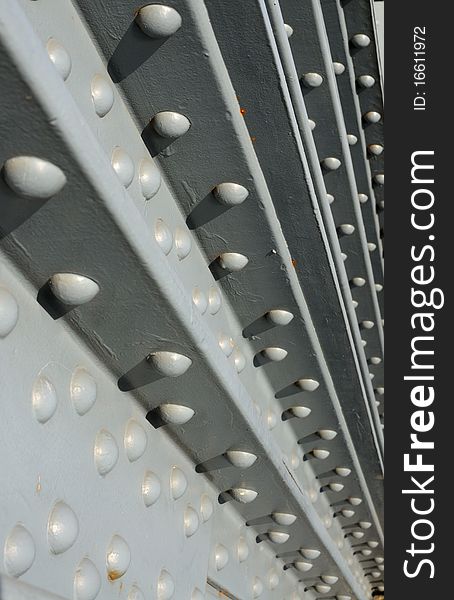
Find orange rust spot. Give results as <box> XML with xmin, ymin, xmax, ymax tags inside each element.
<box><xmin>291</xmin><ymin>258</ymin><xmax>297</xmax><ymax>268</ymax></box>
<box><xmin>107</xmin><ymin>570</ymin><xmax>123</xmax><ymax>581</ymax></box>
<box><xmin>240</xmin><ymin>107</ymin><xmax>247</xmax><ymax>116</ymax></box>
<box><xmin>250</xmin><ymin>136</ymin><xmax>256</xmax><ymax>143</ymax></box>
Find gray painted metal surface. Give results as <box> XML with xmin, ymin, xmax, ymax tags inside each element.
<box><xmin>0</xmin><ymin>0</ymin><xmax>384</xmax><ymax>598</ymax></box>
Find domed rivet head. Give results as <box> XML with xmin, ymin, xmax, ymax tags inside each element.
<box><xmin>147</xmin><ymin>351</ymin><xmax>192</xmax><ymax>377</ymax></box>
<box><xmin>136</xmin><ymin>5</ymin><xmax>182</xmax><ymax>38</ymax></box>
<box><xmin>351</xmin><ymin>277</ymin><xmax>366</xmax><ymax>287</ymax></box>
<box><xmin>184</xmin><ymin>506</ymin><xmax>199</xmax><ymax>537</ymax></box>
<box><xmin>218</xmin><ymin>252</ymin><xmax>249</xmax><ymax>272</ymax></box>
<box><xmin>237</xmin><ymin>537</ymin><xmax>249</xmax><ymax>562</ymax></box>
<box><xmin>361</xmin><ymin>320</ymin><xmax>375</xmax><ymax>329</ymax></box>
<box><xmin>32</xmin><ymin>375</ymin><xmax>57</xmax><ymax>423</ymax></box>
<box><xmin>364</xmin><ymin>111</ymin><xmax>382</xmax><ymax>124</ymax></box>
<box><xmin>157</xmin><ymin>404</ymin><xmax>194</xmax><ymax>425</ymax></box>
<box><xmin>357</xmin><ymin>74</ymin><xmax>375</xmax><ymax>88</ymax></box>
<box><xmin>261</xmin><ymin>347</ymin><xmax>288</xmax><ymax>362</ymax></box>
<box><xmin>49</xmin><ymin>273</ymin><xmax>99</xmax><ymax>306</ymax></box>
<box><xmin>142</xmin><ymin>471</ymin><xmax>161</xmax><ymax>507</ymax></box>
<box><xmin>310</xmin><ymin>448</ymin><xmax>330</xmax><ymax>460</ymax></box>
<box><xmin>74</xmin><ymin>558</ymin><xmax>101</xmax><ymax>600</ymax></box>
<box><xmin>154</xmin><ymin>219</ymin><xmax>173</xmax><ymax>255</ymax></box>
<box><xmin>192</xmin><ymin>288</ymin><xmax>208</xmax><ymax>314</ymax></box>
<box><xmin>368</xmin><ymin>541</ymin><xmax>379</xmax><ymax>548</ymax></box>
<box><xmin>128</xmin><ymin>586</ymin><xmax>145</xmax><ymax>600</ymax></box>
<box><xmin>191</xmin><ymin>589</ymin><xmax>204</xmax><ymax>600</ymax></box>
<box><xmin>327</xmin><ymin>193</ymin><xmax>335</xmax><ymax>204</ymax></box>
<box><xmin>368</xmin><ymin>242</ymin><xmax>377</xmax><ymax>252</ymax></box>
<box><xmin>4</xmin><ymin>525</ymin><xmax>35</xmax><ymax>577</ymax></box>
<box><xmin>271</xmin><ymin>512</ymin><xmax>297</xmax><ymax>526</ymax></box>
<box><xmin>267</xmin><ymin>409</ymin><xmax>278</xmax><ymax>430</ymax></box>
<box><xmin>352</xmin><ymin>530</ymin><xmax>364</xmax><ymax>539</ymax></box>
<box><xmin>267</xmin><ymin>531</ymin><xmax>289</xmax><ymax>544</ymax></box>
<box><xmin>351</xmin><ymin>33</ymin><xmax>371</xmax><ymax>48</ymax></box>
<box><xmin>347</xmin><ymin>134</ymin><xmax>358</xmax><ymax>146</ymax></box>
<box><xmin>139</xmin><ymin>158</ymin><xmax>161</xmax><ymax>199</ymax></box>
<box><xmin>111</xmin><ymin>147</ymin><xmax>134</xmax><ymax>188</ymax></box>
<box><xmin>200</xmin><ymin>494</ymin><xmax>214</xmax><ymax>522</ymax></box>
<box><xmin>91</xmin><ymin>75</ymin><xmax>114</xmax><ymax>117</ymax></box>
<box><xmin>295</xmin><ymin>561</ymin><xmax>313</xmax><ymax>573</ymax></box>
<box><xmin>268</xmin><ymin>571</ymin><xmax>279</xmax><ymax>589</ymax></box>
<box><xmin>157</xmin><ymin>570</ymin><xmax>175</xmax><ymax>599</ymax></box>
<box><xmin>71</xmin><ymin>368</ymin><xmax>97</xmax><ymax>416</ymax></box>
<box><xmin>0</xmin><ymin>288</ymin><xmax>18</xmax><ymax>338</ymax></box>
<box><xmin>352</xmin><ymin>300</ymin><xmax>358</xmax><ymax>309</ymax></box>
<box><xmin>302</xmin><ymin>72</ymin><xmax>324</xmax><ymax>88</ymax></box>
<box><xmin>214</xmin><ymin>182</ymin><xmax>249</xmax><ymax>206</ymax></box>
<box><xmin>208</xmin><ymin>287</ymin><xmax>222</xmax><ymax>314</ymax></box>
<box><xmin>335</xmin><ymin>467</ymin><xmax>351</xmax><ymax>477</ymax></box>
<box><xmin>338</xmin><ymin>223</ymin><xmax>355</xmax><ymax>236</ymax></box>
<box><xmin>338</xmin><ymin>509</ymin><xmax>355</xmax><ymax>518</ymax></box>
<box><xmin>296</xmin><ymin>378</ymin><xmax>319</xmax><ymax>392</ymax></box>
<box><xmin>152</xmin><ymin>111</ymin><xmax>191</xmax><ymax>139</ymax></box>
<box><xmin>362</xmin><ymin>339</ymin><xmax>368</xmax><ymax>347</ymax></box>
<box><xmin>369</xmin><ymin>356</ymin><xmax>382</xmax><ymax>365</ymax></box>
<box><xmin>232</xmin><ymin>348</ymin><xmax>246</xmax><ymax>373</ymax></box>
<box><xmin>214</xmin><ymin>544</ymin><xmax>229</xmax><ymax>571</ymax></box>
<box><xmin>94</xmin><ymin>430</ymin><xmax>119</xmax><ymax>476</ymax></box>
<box><xmin>229</xmin><ymin>487</ymin><xmax>258</xmax><ymax>504</ymax></box>
<box><xmin>333</xmin><ymin>62</ymin><xmax>345</xmax><ymax>75</ymax></box>
<box><xmin>318</xmin><ymin>429</ymin><xmax>337</xmax><ymax>440</ymax></box>
<box><xmin>300</xmin><ymin>548</ymin><xmax>320</xmax><ymax>560</ymax></box>
<box><xmin>375</xmin><ymin>556</ymin><xmax>384</xmax><ymax>564</ymax></box>
<box><xmin>46</xmin><ymin>38</ymin><xmax>71</xmax><ymax>80</ymax></box>
<box><xmin>252</xmin><ymin>577</ymin><xmax>264</xmax><ymax>598</ymax></box>
<box><xmin>362</xmin><ymin>549</ymin><xmax>373</xmax><ymax>556</ymax></box>
<box><xmin>124</xmin><ymin>419</ymin><xmax>147</xmax><ymax>462</ymax></box>
<box><xmin>328</xmin><ymin>482</ymin><xmax>344</xmax><ymax>492</ymax></box>
<box><xmin>322</xmin><ymin>575</ymin><xmax>339</xmax><ymax>585</ymax></box>
<box><xmin>106</xmin><ymin>535</ymin><xmax>130</xmax><ymax>580</ymax></box>
<box><xmin>174</xmin><ymin>227</ymin><xmax>192</xmax><ymax>260</ymax></box>
<box><xmin>308</xmin><ymin>119</ymin><xmax>316</xmax><ymax>130</ymax></box>
<box><xmin>47</xmin><ymin>501</ymin><xmax>79</xmax><ymax>554</ymax></box>
<box><xmin>358</xmin><ymin>193</ymin><xmax>369</xmax><ymax>204</ymax></box>
<box><xmin>284</xmin><ymin>23</ymin><xmax>294</xmax><ymax>38</ymax></box>
<box><xmin>170</xmin><ymin>466</ymin><xmax>187</xmax><ymax>499</ymax></box>
<box><xmin>225</xmin><ymin>450</ymin><xmax>257</xmax><ymax>469</ymax></box>
<box><xmin>219</xmin><ymin>333</ymin><xmax>235</xmax><ymax>357</ymax></box>
<box><xmin>321</xmin><ymin>157</ymin><xmax>341</xmax><ymax>171</ymax></box>
<box><xmin>375</xmin><ymin>283</ymin><xmax>383</xmax><ymax>292</ymax></box>
<box><xmin>368</xmin><ymin>144</ymin><xmax>384</xmax><ymax>156</ymax></box>
<box><xmin>3</xmin><ymin>156</ymin><xmax>66</xmax><ymax>200</ymax></box>
<box><xmin>288</xmin><ymin>406</ymin><xmax>311</xmax><ymax>418</ymax></box>
<box><xmin>374</xmin><ymin>173</ymin><xmax>385</xmax><ymax>185</ymax></box>
<box><xmin>341</xmin><ymin>253</ymin><xmax>348</xmax><ymax>261</ymax></box>
<box><xmin>360</xmin><ymin>521</ymin><xmax>372</xmax><ymax>529</ymax></box>
<box><xmin>266</xmin><ymin>309</ymin><xmax>294</xmax><ymax>326</ymax></box>
<box><xmin>315</xmin><ymin>584</ymin><xmax>331</xmax><ymax>594</ymax></box>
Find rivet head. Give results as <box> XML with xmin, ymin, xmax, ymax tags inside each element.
<box><xmin>333</xmin><ymin>62</ymin><xmax>345</xmax><ymax>75</ymax></box>
<box><xmin>322</xmin><ymin>575</ymin><xmax>339</xmax><ymax>585</ymax></box>
<box><xmin>128</xmin><ymin>586</ymin><xmax>145</xmax><ymax>600</ymax></box>
<box><xmin>369</xmin><ymin>356</ymin><xmax>382</xmax><ymax>365</ymax></box>
<box><xmin>375</xmin><ymin>283</ymin><xmax>383</xmax><ymax>292</ymax></box>
<box><xmin>312</xmin><ymin>448</ymin><xmax>330</xmax><ymax>460</ymax></box>
<box><xmin>351</xmin><ymin>277</ymin><xmax>366</xmax><ymax>287</ymax></box>
<box><xmin>157</xmin><ymin>404</ymin><xmax>194</xmax><ymax>425</ymax></box>
<box><xmin>352</xmin><ymin>530</ymin><xmax>364</xmax><ymax>539</ymax></box>
<box><xmin>252</xmin><ymin>577</ymin><xmax>264</xmax><ymax>598</ymax></box>
<box><xmin>147</xmin><ymin>351</ymin><xmax>192</xmax><ymax>377</ymax></box>
<box><xmin>268</xmin><ymin>570</ymin><xmax>279</xmax><ymax>589</ymax></box>
<box><xmin>232</xmin><ymin>348</ymin><xmax>246</xmax><ymax>373</ymax></box>
<box><xmin>0</xmin><ymin>288</ymin><xmax>18</xmax><ymax>338</ymax></box>
<box><xmin>124</xmin><ymin>419</ymin><xmax>148</xmax><ymax>462</ymax></box>
<box><xmin>136</xmin><ymin>5</ymin><xmax>182</xmax><ymax>39</ymax></box>
<box><xmin>271</xmin><ymin>512</ymin><xmax>297</xmax><ymax>526</ymax></box>
<box><xmin>157</xmin><ymin>570</ymin><xmax>175</xmax><ymax>599</ymax></box>
<box><xmin>375</xmin><ymin>387</ymin><xmax>384</xmax><ymax>395</ymax></box>
<box><xmin>261</xmin><ymin>347</ymin><xmax>288</xmax><ymax>362</ymax></box>
<box><xmin>139</xmin><ymin>158</ymin><xmax>161</xmax><ymax>199</ymax></box>
<box><xmin>200</xmin><ymin>495</ymin><xmax>214</xmax><ymax>522</ymax></box>
<box><xmin>154</xmin><ymin>219</ymin><xmax>173</xmax><ymax>255</ymax></box>
<box><xmin>288</xmin><ymin>406</ymin><xmax>311</xmax><ymax>418</ymax></box>
<box><xmin>335</xmin><ymin>467</ymin><xmax>351</xmax><ymax>477</ymax></box>
<box><xmin>328</xmin><ymin>482</ymin><xmax>344</xmax><ymax>492</ymax></box>
<box><xmin>360</xmin><ymin>521</ymin><xmax>372</xmax><ymax>529</ymax></box>
<box><xmin>192</xmin><ymin>287</ymin><xmax>208</xmax><ymax>314</ymax></box>
<box><xmin>364</xmin><ymin>111</ymin><xmax>382</xmax><ymax>124</ymax></box>
<box><xmin>191</xmin><ymin>589</ymin><xmax>204</xmax><ymax>600</ymax></box>
<box><xmin>184</xmin><ymin>506</ymin><xmax>200</xmax><ymax>537</ymax></box>
<box><xmin>74</xmin><ymin>558</ymin><xmax>101</xmax><ymax>600</ymax></box>
<box><xmin>361</xmin><ymin>320</ymin><xmax>375</xmax><ymax>329</ymax></box>
<box><xmin>3</xmin><ymin>156</ymin><xmax>66</xmax><ymax>200</ymax></box>
<box><xmin>368</xmin><ymin>144</ymin><xmax>384</xmax><ymax>156</ymax></box>
<box><xmin>302</xmin><ymin>72</ymin><xmax>324</xmax><ymax>88</ymax></box>
<box><xmin>214</xmin><ymin>182</ymin><xmax>249</xmax><ymax>206</ymax></box>
<box><xmin>46</xmin><ymin>38</ymin><xmax>71</xmax><ymax>80</ymax></box>
<box><xmin>214</xmin><ymin>544</ymin><xmax>229</xmax><ymax>571</ymax></box>
<box><xmin>111</xmin><ymin>147</ymin><xmax>135</xmax><ymax>188</ymax></box>
<box><xmin>266</xmin><ymin>309</ymin><xmax>294</xmax><ymax>326</ymax></box>
<box><xmin>91</xmin><ymin>75</ymin><xmax>114</xmax><ymax>117</ymax></box>
<box><xmin>106</xmin><ymin>535</ymin><xmax>130</xmax><ymax>581</ymax></box>
<box><xmin>339</xmin><ymin>509</ymin><xmax>355</xmax><ymax>518</ymax></box>
<box><xmin>327</xmin><ymin>193</ymin><xmax>335</xmax><ymax>204</ymax></box>
<box><xmin>296</xmin><ymin>378</ymin><xmax>319</xmax><ymax>392</ymax></box>
<box><xmin>47</xmin><ymin>501</ymin><xmax>79</xmax><ymax>554</ymax></box>
<box><xmin>174</xmin><ymin>227</ymin><xmax>192</xmax><ymax>260</ymax></box>
<box><xmin>357</xmin><ymin>74</ymin><xmax>375</xmax><ymax>88</ymax></box>
<box><xmin>352</xmin><ymin>33</ymin><xmax>371</xmax><ymax>48</ymax></box>
<box><xmin>94</xmin><ymin>430</ymin><xmax>119</xmax><ymax>476</ymax></box>
<box><xmin>361</xmin><ymin>548</ymin><xmax>372</xmax><ymax>556</ymax></box>
<box><xmin>267</xmin><ymin>409</ymin><xmax>278</xmax><ymax>429</ymax></box>
<box><xmin>229</xmin><ymin>487</ymin><xmax>258</xmax><ymax>504</ymax></box>
<box><xmin>219</xmin><ymin>333</ymin><xmax>235</xmax><ymax>356</ymax></box>
<box><xmin>338</xmin><ymin>223</ymin><xmax>355</xmax><ymax>236</ymax></box>
<box><xmin>71</xmin><ymin>368</ymin><xmax>97</xmax><ymax>416</ymax></box>
<box><xmin>284</xmin><ymin>23</ymin><xmax>294</xmax><ymax>38</ymax></box>
<box><xmin>225</xmin><ymin>450</ymin><xmax>257</xmax><ymax>469</ymax></box>
<box><xmin>32</xmin><ymin>375</ymin><xmax>58</xmax><ymax>424</ymax></box>
<box><xmin>308</xmin><ymin>119</ymin><xmax>316</xmax><ymax>130</ymax></box>
<box><xmin>347</xmin><ymin>134</ymin><xmax>358</xmax><ymax>146</ymax></box>
<box><xmin>4</xmin><ymin>525</ymin><xmax>35</xmax><ymax>577</ymax></box>
<box><xmin>368</xmin><ymin>540</ymin><xmax>379</xmax><ymax>548</ymax></box>
<box><xmin>170</xmin><ymin>466</ymin><xmax>187</xmax><ymax>499</ymax></box>
<box><xmin>142</xmin><ymin>471</ymin><xmax>161</xmax><ymax>507</ymax></box>
<box><xmin>218</xmin><ymin>252</ymin><xmax>248</xmax><ymax>272</ymax></box>
<box><xmin>267</xmin><ymin>531</ymin><xmax>289</xmax><ymax>544</ymax></box>
<box><xmin>49</xmin><ymin>273</ymin><xmax>99</xmax><ymax>306</ymax></box>
<box><xmin>208</xmin><ymin>287</ymin><xmax>222</xmax><ymax>314</ymax></box>
<box><xmin>300</xmin><ymin>548</ymin><xmax>320</xmax><ymax>560</ymax></box>
<box><xmin>368</xmin><ymin>242</ymin><xmax>377</xmax><ymax>252</ymax></box>
<box><xmin>237</xmin><ymin>537</ymin><xmax>249</xmax><ymax>562</ymax></box>
<box><xmin>358</xmin><ymin>193</ymin><xmax>368</xmax><ymax>204</ymax></box>
<box><xmin>318</xmin><ymin>429</ymin><xmax>337</xmax><ymax>440</ymax></box>
<box><xmin>315</xmin><ymin>584</ymin><xmax>331</xmax><ymax>594</ymax></box>
<box><xmin>374</xmin><ymin>173</ymin><xmax>385</xmax><ymax>185</ymax></box>
<box><xmin>321</xmin><ymin>157</ymin><xmax>341</xmax><ymax>171</ymax></box>
<box><xmin>152</xmin><ymin>111</ymin><xmax>191</xmax><ymax>139</ymax></box>
<box><xmin>295</xmin><ymin>561</ymin><xmax>313</xmax><ymax>572</ymax></box>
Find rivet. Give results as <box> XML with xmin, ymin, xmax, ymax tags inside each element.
<box><xmin>362</xmin><ymin>549</ymin><xmax>373</xmax><ymax>556</ymax></box>
<box><xmin>3</xmin><ymin>156</ymin><xmax>66</xmax><ymax>199</ymax></box>
<box><xmin>219</xmin><ymin>333</ymin><xmax>235</xmax><ymax>356</ymax></box>
<box><xmin>208</xmin><ymin>287</ymin><xmax>222</xmax><ymax>314</ymax></box>
<box><xmin>228</xmin><ymin>487</ymin><xmax>258</xmax><ymax>504</ymax></box>
<box><xmin>142</xmin><ymin>471</ymin><xmax>161</xmax><ymax>506</ymax></box>
<box><xmin>0</xmin><ymin>288</ymin><xmax>18</xmax><ymax>338</ymax></box>
<box><xmin>288</xmin><ymin>406</ymin><xmax>311</xmax><ymax>418</ymax></box>
<box><xmin>361</xmin><ymin>320</ymin><xmax>375</xmax><ymax>329</ymax></box>
<box><xmin>327</xmin><ymin>482</ymin><xmax>344</xmax><ymax>492</ymax></box>
<box><xmin>338</xmin><ymin>223</ymin><xmax>355</xmax><ymax>236</ymax></box>
<box><xmin>152</xmin><ymin>111</ymin><xmax>191</xmax><ymax>139</ymax></box>
<box><xmin>335</xmin><ymin>467</ymin><xmax>351</xmax><ymax>477</ymax></box>
<box><xmin>174</xmin><ymin>227</ymin><xmax>192</xmax><ymax>260</ymax></box>
<box><xmin>321</xmin><ymin>575</ymin><xmax>339</xmax><ymax>585</ymax></box>
<box><xmin>261</xmin><ymin>347</ymin><xmax>288</xmax><ymax>362</ymax></box>
<box><xmin>268</xmin><ymin>570</ymin><xmax>279</xmax><ymax>589</ymax></box>
<box><xmin>327</xmin><ymin>193</ymin><xmax>335</xmax><ymax>204</ymax></box>
<box><xmin>307</xmin><ymin>448</ymin><xmax>330</xmax><ymax>460</ymax></box>
<box><xmin>267</xmin><ymin>409</ymin><xmax>278</xmax><ymax>430</ymax></box>
<box><xmin>192</xmin><ymin>288</ymin><xmax>208</xmax><ymax>314</ymax></box>
<box><xmin>191</xmin><ymin>589</ymin><xmax>204</xmax><ymax>600</ymax></box>
<box><xmin>375</xmin><ymin>556</ymin><xmax>384</xmax><ymax>564</ymax></box>
<box><xmin>46</xmin><ymin>38</ymin><xmax>71</xmax><ymax>80</ymax></box>
<box><xmin>128</xmin><ymin>586</ymin><xmax>145</xmax><ymax>600</ymax></box>
<box><xmin>74</xmin><ymin>558</ymin><xmax>101</xmax><ymax>600</ymax></box>
<box><xmin>308</xmin><ymin>119</ymin><xmax>316</xmax><ymax>130</ymax></box>
<box><xmin>147</xmin><ymin>351</ymin><xmax>192</xmax><ymax>377</ymax></box>
<box><xmin>111</xmin><ymin>147</ymin><xmax>134</xmax><ymax>188</ymax></box>
<box><xmin>217</xmin><ymin>252</ymin><xmax>248</xmax><ymax>272</ymax></box>
<box><xmin>368</xmin><ymin>144</ymin><xmax>384</xmax><ymax>156</ymax></box>
<box><xmin>237</xmin><ymin>537</ymin><xmax>249</xmax><ymax>562</ymax></box>
<box><xmin>91</xmin><ymin>75</ymin><xmax>114</xmax><ymax>117</ymax></box>
<box><xmin>368</xmin><ymin>541</ymin><xmax>379</xmax><ymax>548</ymax></box>
<box><xmin>300</xmin><ymin>548</ymin><xmax>320</xmax><ymax>560</ymax></box>
<box><xmin>214</xmin><ymin>182</ymin><xmax>249</xmax><ymax>206</ymax></box>
<box><xmin>32</xmin><ymin>375</ymin><xmax>58</xmax><ymax>424</ymax></box>
<box><xmin>266</xmin><ymin>309</ymin><xmax>294</xmax><ymax>326</ymax></box>
<box><xmin>252</xmin><ymin>577</ymin><xmax>264</xmax><ymax>598</ymax></box>
<box><xmin>4</xmin><ymin>525</ymin><xmax>35</xmax><ymax>577</ymax></box>
<box><xmin>271</xmin><ymin>512</ymin><xmax>297</xmax><ymax>526</ymax></box>
<box><xmin>267</xmin><ymin>531</ymin><xmax>289</xmax><ymax>544</ymax></box>
<box><xmin>321</xmin><ymin>157</ymin><xmax>341</xmax><ymax>171</ymax></box>
<box><xmin>315</xmin><ymin>584</ymin><xmax>331</xmax><ymax>594</ymax></box>
<box><xmin>360</xmin><ymin>521</ymin><xmax>372</xmax><ymax>529</ymax></box>
<box><xmin>154</xmin><ymin>219</ymin><xmax>173</xmax><ymax>254</ymax></box>
<box><xmin>124</xmin><ymin>419</ymin><xmax>148</xmax><ymax>462</ymax></box>
<box><xmin>106</xmin><ymin>535</ymin><xmax>130</xmax><ymax>580</ymax></box>
<box><xmin>341</xmin><ymin>253</ymin><xmax>348</xmax><ymax>261</ymax></box>
<box><xmin>363</xmin><ymin>111</ymin><xmax>381</xmax><ymax>124</ymax></box>
<box><xmin>200</xmin><ymin>495</ymin><xmax>214</xmax><ymax>522</ymax></box>
<box><xmin>351</xmin><ymin>277</ymin><xmax>366</xmax><ymax>287</ymax></box>
<box><xmin>94</xmin><ymin>429</ymin><xmax>119</xmax><ymax>476</ymax></box>
<box><xmin>367</xmin><ymin>242</ymin><xmax>377</xmax><ymax>252</ymax></box>
<box><xmin>375</xmin><ymin>387</ymin><xmax>384</xmax><ymax>396</ymax></box>
<box><xmin>295</xmin><ymin>378</ymin><xmax>319</xmax><ymax>392</ymax></box>
<box><xmin>294</xmin><ymin>561</ymin><xmax>312</xmax><ymax>572</ymax></box>
<box><xmin>214</xmin><ymin>544</ymin><xmax>229</xmax><ymax>571</ymax></box>
<box><xmin>139</xmin><ymin>158</ymin><xmax>161</xmax><ymax>199</ymax></box>
<box><xmin>284</xmin><ymin>23</ymin><xmax>294</xmax><ymax>38</ymax></box>
<box><xmin>184</xmin><ymin>506</ymin><xmax>200</xmax><ymax>537</ymax></box>
<box><xmin>352</xmin><ymin>300</ymin><xmax>358</xmax><ymax>309</ymax></box>
<box><xmin>336</xmin><ymin>509</ymin><xmax>355</xmax><ymax>518</ymax></box>
<box><xmin>232</xmin><ymin>348</ymin><xmax>246</xmax><ymax>373</ymax></box>
<box><xmin>47</xmin><ymin>501</ymin><xmax>79</xmax><ymax>554</ymax></box>
<box><xmin>135</xmin><ymin>5</ymin><xmax>182</xmax><ymax>39</ymax></box>
<box><xmin>225</xmin><ymin>450</ymin><xmax>257</xmax><ymax>469</ymax></box>
<box><xmin>156</xmin><ymin>403</ymin><xmax>194</xmax><ymax>425</ymax></box>
<box><xmin>374</xmin><ymin>173</ymin><xmax>384</xmax><ymax>185</ymax></box>
<box><xmin>49</xmin><ymin>273</ymin><xmax>99</xmax><ymax>306</ymax></box>
<box><xmin>375</xmin><ymin>283</ymin><xmax>383</xmax><ymax>292</ymax></box>
<box><xmin>357</xmin><ymin>75</ymin><xmax>375</xmax><ymax>88</ymax></box>
<box><xmin>302</xmin><ymin>73</ymin><xmax>324</xmax><ymax>88</ymax></box>
<box><xmin>369</xmin><ymin>356</ymin><xmax>382</xmax><ymax>365</ymax></box>
<box><xmin>347</xmin><ymin>134</ymin><xmax>358</xmax><ymax>145</ymax></box>
<box><xmin>351</xmin><ymin>33</ymin><xmax>371</xmax><ymax>48</ymax></box>
<box><xmin>71</xmin><ymin>368</ymin><xmax>97</xmax><ymax>416</ymax></box>
<box><xmin>333</xmin><ymin>62</ymin><xmax>345</xmax><ymax>75</ymax></box>
<box><xmin>170</xmin><ymin>466</ymin><xmax>187</xmax><ymax>499</ymax></box>
<box><xmin>358</xmin><ymin>193</ymin><xmax>369</xmax><ymax>204</ymax></box>
<box><xmin>362</xmin><ymin>339</ymin><xmax>367</xmax><ymax>347</ymax></box>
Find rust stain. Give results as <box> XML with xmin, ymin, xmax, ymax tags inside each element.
<box><xmin>250</xmin><ymin>135</ymin><xmax>256</xmax><ymax>143</ymax></box>
<box><xmin>107</xmin><ymin>570</ymin><xmax>123</xmax><ymax>581</ymax></box>
<box><xmin>291</xmin><ymin>258</ymin><xmax>297</xmax><ymax>268</ymax></box>
<box><xmin>240</xmin><ymin>107</ymin><xmax>247</xmax><ymax>117</ymax></box>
